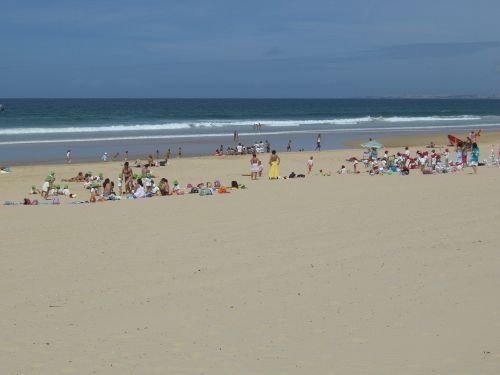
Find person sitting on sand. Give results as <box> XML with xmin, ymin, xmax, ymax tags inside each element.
<box><xmin>337</xmin><ymin>165</ymin><xmax>346</xmax><ymax>174</ymax></box>
<box><xmin>307</xmin><ymin>156</ymin><xmax>314</xmax><ymax>174</ymax></box>
<box><xmin>268</xmin><ymin>150</ymin><xmax>280</xmax><ymax>179</ymax></box>
<box><xmin>147</xmin><ymin>155</ymin><xmax>154</xmax><ymax>167</ymax></box>
<box><xmin>102</xmin><ymin>178</ymin><xmax>113</xmax><ymax>197</ymax></box>
<box><xmin>62</xmin><ymin>172</ymin><xmax>85</xmax><ymax>182</ymax></box>
<box><xmin>117</xmin><ymin>174</ymin><xmax>122</xmax><ymax>195</ymax></box>
<box><xmin>159</xmin><ymin>178</ymin><xmax>170</xmax><ymax>196</ymax></box>
<box><xmin>250</xmin><ymin>153</ymin><xmax>261</xmax><ymax>180</ymax></box>
<box><xmin>133</xmin><ymin>179</ymin><xmax>145</xmax><ymax>198</ymax></box>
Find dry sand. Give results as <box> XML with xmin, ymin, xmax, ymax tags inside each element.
<box><xmin>1</xmin><ymin>136</ymin><xmax>500</xmax><ymax>374</ymax></box>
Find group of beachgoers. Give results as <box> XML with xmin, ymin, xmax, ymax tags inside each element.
<box><xmin>21</xmin><ymin>157</ymin><xmax>245</xmax><ymax>206</ymax></box>
<box><xmin>350</xmin><ymin>142</ymin><xmax>486</xmax><ymax>176</ymax></box>
<box><xmin>216</xmin><ymin>141</ymin><xmax>271</xmax><ymax>156</ymax></box>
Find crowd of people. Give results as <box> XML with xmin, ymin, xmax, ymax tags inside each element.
<box><xmin>351</xmin><ymin>142</ymin><xmax>487</xmax><ymax>176</ymax></box>
<box><xmin>9</xmin><ymin>130</ymin><xmax>500</xmax><ymax>206</ymax></box>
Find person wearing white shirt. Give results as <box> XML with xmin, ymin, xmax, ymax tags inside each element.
<box><xmin>133</xmin><ymin>179</ymin><xmax>145</xmax><ymax>198</ymax></box>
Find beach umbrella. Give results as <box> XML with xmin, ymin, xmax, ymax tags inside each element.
<box><xmin>361</xmin><ymin>140</ymin><xmax>384</xmax><ymax>149</ymax></box>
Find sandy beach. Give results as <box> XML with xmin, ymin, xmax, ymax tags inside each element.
<box><xmin>1</xmin><ymin>133</ymin><xmax>500</xmax><ymax>374</ymax></box>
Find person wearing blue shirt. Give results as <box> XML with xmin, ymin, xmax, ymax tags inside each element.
<box><xmin>470</xmin><ymin>143</ymin><xmax>479</xmax><ymax>174</ymax></box>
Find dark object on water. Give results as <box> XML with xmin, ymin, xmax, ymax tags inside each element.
<box><xmin>0</xmin><ymin>104</ymin><xmax>4</xmax><ymax>111</ymax></box>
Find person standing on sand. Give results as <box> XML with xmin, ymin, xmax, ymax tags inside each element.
<box><xmin>124</xmin><ymin>150</ymin><xmax>129</xmax><ymax>162</ymax></box>
<box><xmin>287</xmin><ymin>140</ymin><xmax>292</xmax><ymax>152</ymax></box>
<box><xmin>307</xmin><ymin>156</ymin><xmax>314</xmax><ymax>174</ymax></box>
<box><xmin>315</xmin><ymin>134</ymin><xmax>321</xmax><ymax>151</ymax></box>
<box><xmin>233</xmin><ymin>130</ymin><xmax>238</xmax><ymax>142</ymax></box>
<box><xmin>250</xmin><ymin>153</ymin><xmax>261</xmax><ymax>180</ymax></box>
<box><xmin>470</xmin><ymin>142</ymin><xmax>479</xmax><ymax>174</ymax></box>
<box><xmin>265</xmin><ymin>140</ymin><xmax>270</xmax><ymax>153</ymax></box>
<box><xmin>122</xmin><ymin>161</ymin><xmax>133</xmax><ymax>194</ymax></box>
<box><xmin>268</xmin><ymin>150</ymin><xmax>280</xmax><ymax>179</ymax></box>
<box><xmin>156</xmin><ymin>149</ymin><xmax>160</xmax><ymax>160</ymax></box>
<box><xmin>66</xmin><ymin>149</ymin><xmax>72</xmax><ymax>164</ymax></box>
<box><xmin>165</xmin><ymin>148</ymin><xmax>171</xmax><ymax>161</ymax></box>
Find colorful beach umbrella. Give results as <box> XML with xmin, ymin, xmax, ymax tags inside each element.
<box><xmin>361</xmin><ymin>140</ymin><xmax>384</xmax><ymax>149</ymax></box>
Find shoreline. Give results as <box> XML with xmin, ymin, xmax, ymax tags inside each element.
<box><xmin>3</xmin><ymin>128</ymin><xmax>500</xmax><ymax>167</ymax></box>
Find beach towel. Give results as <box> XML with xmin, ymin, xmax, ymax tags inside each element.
<box><xmin>199</xmin><ymin>188</ymin><xmax>212</xmax><ymax>196</ymax></box>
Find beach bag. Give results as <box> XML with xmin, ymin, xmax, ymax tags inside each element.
<box><xmin>190</xmin><ymin>187</ymin><xmax>199</xmax><ymax>194</ymax></box>
<box><xmin>31</xmin><ymin>199</ymin><xmax>39</xmax><ymax>205</ymax></box>
<box><xmin>289</xmin><ymin>172</ymin><xmax>296</xmax><ymax>178</ymax></box>
<box><xmin>231</xmin><ymin>180</ymin><xmax>238</xmax><ymax>189</ymax></box>
<box><xmin>199</xmin><ymin>188</ymin><xmax>212</xmax><ymax>196</ymax></box>
<box><xmin>23</xmin><ymin>198</ymin><xmax>31</xmax><ymax>205</ymax></box>
<box><xmin>214</xmin><ymin>180</ymin><xmax>221</xmax><ymax>188</ymax></box>
<box><xmin>52</xmin><ymin>197</ymin><xmax>60</xmax><ymax>205</ymax></box>
<box><xmin>217</xmin><ymin>186</ymin><xmax>227</xmax><ymax>194</ymax></box>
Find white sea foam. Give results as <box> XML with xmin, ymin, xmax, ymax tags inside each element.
<box><xmin>0</xmin><ymin>115</ymin><xmax>488</xmax><ymax>136</ymax></box>
<box><xmin>381</xmin><ymin>115</ymin><xmax>481</xmax><ymax>122</ymax></box>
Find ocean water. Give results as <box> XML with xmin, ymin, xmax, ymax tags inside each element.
<box><xmin>0</xmin><ymin>99</ymin><xmax>499</xmax><ymax>163</ymax></box>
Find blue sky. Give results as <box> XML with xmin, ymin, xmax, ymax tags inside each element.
<box><xmin>1</xmin><ymin>0</ymin><xmax>499</xmax><ymax>97</ymax></box>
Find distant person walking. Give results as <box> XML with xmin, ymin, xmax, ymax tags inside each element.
<box><xmin>233</xmin><ymin>130</ymin><xmax>239</xmax><ymax>142</ymax></box>
<box><xmin>178</xmin><ymin>147</ymin><xmax>182</xmax><ymax>158</ymax></box>
<box><xmin>124</xmin><ymin>150</ymin><xmax>129</xmax><ymax>162</ymax></box>
<box><xmin>286</xmin><ymin>140</ymin><xmax>292</xmax><ymax>152</ymax></box>
<box><xmin>66</xmin><ymin>149</ymin><xmax>72</xmax><ymax>164</ymax></box>
<box><xmin>315</xmin><ymin>134</ymin><xmax>321</xmax><ymax>151</ymax></box>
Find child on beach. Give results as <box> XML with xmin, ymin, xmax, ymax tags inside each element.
<box><xmin>337</xmin><ymin>165</ymin><xmax>346</xmax><ymax>174</ymax></box>
<box><xmin>444</xmin><ymin>149</ymin><xmax>450</xmax><ymax>167</ymax></box>
<box><xmin>117</xmin><ymin>175</ymin><xmax>123</xmax><ymax>195</ymax></box>
<box><xmin>470</xmin><ymin>143</ymin><xmax>479</xmax><ymax>174</ymax></box>
<box><xmin>41</xmin><ymin>176</ymin><xmax>51</xmax><ymax>200</ymax></box>
<box><xmin>353</xmin><ymin>158</ymin><xmax>359</xmax><ymax>174</ymax></box>
<box><xmin>307</xmin><ymin>156</ymin><xmax>314</xmax><ymax>174</ymax></box>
